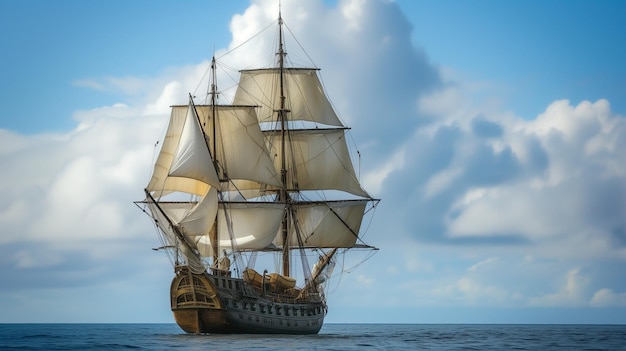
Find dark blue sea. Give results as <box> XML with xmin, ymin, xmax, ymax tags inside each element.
<box><xmin>1</xmin><ymin>323</ymin><xmax>624</xmax><ymax>350</ymax></box>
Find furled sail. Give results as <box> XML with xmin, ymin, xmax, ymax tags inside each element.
<box><xmin>233</xmin><ymin>68</ymin><xmax>344</xmax><ymax>127</ymax></box>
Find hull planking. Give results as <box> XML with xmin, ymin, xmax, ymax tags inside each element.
<box><xmin>170</xmin><ymin>266</ymin><xmax>325</xmax><ymax>334</ymax></box>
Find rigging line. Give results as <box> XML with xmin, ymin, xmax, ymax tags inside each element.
<box><xmin>234</xmin><ymin>70</ymin><xmax>279</xmax><ymax>122</ymax></box>
<box><xmin>147</xmin><ymin>116</ymin><xmax>171</xmax><ymax>190</ymax></box>
<box><xmin>283</xmin><ymin>68</ymin><xmax>339</xmax><ymax>129</ymax></box>
<box><xmin>283</xmin><ymin>20</ymin><xmax>317</xmax><ymax>68</ymax></box>
<box><xmin>278</xmin><ymin>128</ymin><xmax>358</xmax><ymax>191</ymax></box>
<box><xmin>215</xmin><ymin>20</ymin><xmax>275</xmax><ymax>62</ymax></box>
<box><xmin>358</xmin><ymin>199</ymin><xmax>380</xmax><ymax>241</ymax></box>
<box><xmin>289</xmin><ymin>208</ymin><xmax>314</xmax><ymax>283</ymax></box>
<box><xmin>191</xmin><ymin>60</ymin><xmax>212</xmax><ymax>99</ymax></box>
<box><xmin>219</xmin><ymin>194</ymin><xmax>246</xmax><ymax>274</ymax></box>
<box><xmin>283</xmin><ymin>21</ymin><xmax>349</xmax><ymax>129</ymax></box>
<box><xmin>327</xmin><ymin>205</ymin><xmax>361</xmax><ymax>241</ymax></box>
<box><xmin>343</xmin><ymin>248</ymin><xmax>378</xmax><ymax>273</ymax></box>
<box><xmin>345</xmin><ymin>129</ymin><xmax>362</xmax><ymax>168</ymax></box>
<box><xmin>214</xmin><ymin>66</ymin><xmax>241</xmax><ymax>95</ymax></box>
<box><xmin>148</xmin><ymin>141</ymin><xmax>160</xmax><ymax>185</ymax></box>
<box><xmin>295</xmin><ymin>130</ymin><xmax>365</xmax><ymax>195</ymax></box>
<box><xmin>150</xmin><ymin>216</ymin><xmax>176</xmax><ymax>267</ymax></box>
<box><xmin>326</xmin><ymin>249</ymin><xmax>346</xmax><ymax>294</ymax></box>
<box><xmin>145</xmin><ymin>191</ymin><xmax>197</xmax><ymax>256</ymax></box>
<box><xmin>192</xmin><ymin>20</ymin><xmax>274</xmax><ymax>102</ymax></box>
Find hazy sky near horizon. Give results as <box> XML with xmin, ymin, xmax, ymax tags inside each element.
<box><xmin>1</xmin><ymin>0</ymin><xmax>626</xmax><ymax>324</ymax></box>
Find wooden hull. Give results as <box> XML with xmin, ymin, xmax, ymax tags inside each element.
<box><xmin>170</xmin><ymin>266</ymin><xmax>325</xmax><ymax>334</ymax></box>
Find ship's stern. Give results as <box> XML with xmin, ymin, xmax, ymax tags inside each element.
<box><xmin>170</xmin><ymin>266</ymin><xmax>228</xmax><ymax>333</ymax></box>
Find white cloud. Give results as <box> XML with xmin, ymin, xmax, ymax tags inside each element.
<box><xmin>591</xmin><ymin>288</ymin><xmax>626</xmax><ymax>307</ymax></box>
<box><xmin>403</xmin><ymin>254</ymin><xmax>434</xmax><ymax>273</ymax></box>
<box><xmin>361</xmin><ymin>145</ymin><xmax>405</xmax><ymax>195</ymax></box>
<box><xmin>72</xmin><ymin>79</ymin><xmax>107</xmax><ymax>92</ymax></box>
<box><xmin>456</xmin><ymin>277</ymin><xmax>512</xmax><ymax>304</ymax></box>
<box><xmin>143</xmin><ymin>81</ymin><xmax>183</xmax><ymax>115</ymax></box>
<box><xmin>409</xmin><ymin>85</ymin><xmax>626</xmax><ymax>261</ymax></box>
<box><xmin>529</xmin><ymin>268</ymin><xmax>589</xmax><ymax>307</ymax></box>
<box><xmin>424</xmin><ymin>167</ymin><xmax>464</xmax><ymax>198</ymax></box>
<box><xmin>467</xmin><ymin>257</ymin><xmax>498</xmax><ymax>272</ymax></box>
<box><xmin>342</xmin><ymin>0</ymin><xmax>367</xmax><ymax>31</ymax></box>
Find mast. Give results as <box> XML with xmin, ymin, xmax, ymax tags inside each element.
<box><xmin>278</xmin><ymin>10</ymin><xmax>290</xmax><ymax>277</ymax></box>
<box><xmin>209</xmin><ymin>56</ymin><xmax>220</xmax><ymax>265</ymax></box>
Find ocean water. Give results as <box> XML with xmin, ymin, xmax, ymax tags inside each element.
<box><xmin>1</xmin><ymin>323</ymin><xmax>624</xmax><ymax>350</ymax></box>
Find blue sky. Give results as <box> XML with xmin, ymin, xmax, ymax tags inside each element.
<box><xmin>1</xmin><ymin>0</ymin><xmax>626</xmax><ymax>324</ymax></box>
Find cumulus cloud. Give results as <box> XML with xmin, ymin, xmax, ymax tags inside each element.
<box><xmin>364</xmin><ymin>53</ymin><xmax>626</xmax><ymax>310</ymax></box>
<box><xmin>591</xmin><ymin>288</ymin><xmax>626</xmax><ymax>307</ymax></box>
<box><xmin>380</xmin><ymin>70</ymin><xmax>626</xmax><ymax>259</ymax></box>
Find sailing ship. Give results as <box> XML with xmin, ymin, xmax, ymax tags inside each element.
<box><xmin>136</xmin><ymin>10</ymin><xmax>379</xmax><ymax>334</ymax></box>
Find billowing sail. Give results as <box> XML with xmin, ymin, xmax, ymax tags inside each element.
<box><xmin>144</xmin><ymin>194</ymin><xmax>208</xmax><ymax>271</ymax></box>
<box><xmin>275</xmin><ymin>200</ymin><xmax>368</xmax><ymax>248</ymax></box>
<box><xmin>233</xmin><ymin>68</ymin><xmax>344</xmax><ymax>127</ymax></box>
<box><xmin>151</xmin><ymin>191</ymin><xmax>285</xmax><ymax>258</ymax></box>
<box><xmin>146</xmin><ymin>104</ymin><xmax>216</xmax><ymax>197</ymax></box>
<box><xmin>143</xmin><ymin>99</ymin><xmax>288</xmax><ymax>261</ymax></box>
<box><xmin>157</xmin><ymin>187</ymin><xmax>219</xmax><ymax>237</ymax></box>
<box><xmin>266</xmin><ymin>128</ymin><xmax>369</xmax><ymax>197</ymax></box>
<box><xmin>169</xmin><ymin>104</ymin><xmax>221</xmax><ymax>188</ymax></box>
<box><xmin>195</xmin><ymin>202</ymin><xmax>286</xmax><ymax>253</ymax></box>
<box><xmin>177</xmin><ymin>105</ymin><xmax>282</xmax><ymax>188</ymax></box>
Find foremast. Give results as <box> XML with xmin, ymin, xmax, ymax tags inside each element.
<box><xmin>209</xmin><ymin>56</ymin><xmax>220</xmax><ymax>267</ymax></box>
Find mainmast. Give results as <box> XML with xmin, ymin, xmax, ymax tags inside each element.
<box><xmin>209</xmin><ymin>56</ymin><xmax>220</xmax><ymax>265</ymax></box>
<box><xmin>277</xmin><ymin>11</ymin><xmax>290</xmax><ymax>277</ymax></box>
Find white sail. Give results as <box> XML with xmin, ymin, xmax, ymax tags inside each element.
<box><xmin>150</xmin><ymin>187</ymin><xmax>218</xmax><ymax>251</ymax></box>
<box><xmin>275</xmin><ymin>201</ymin><xmax>368</xmax><ymax>248</ymax></box>
<box><xmin>221</xmin><ymin>179</ymin><xmax>272</xmax><ymax>199</ymax></box>
<box><xmin>233</xmin><ymin>68</ymin><xmax>344</xmax><ymax>127</ymax></box>
<box><xmin>195</xmin><ymin>202</ymin><xmax>285</xmax><ymax>253</ymax></box>
<box><xmin>267</xmin><ymin>128</ymin><xmax>369</xmax><ymax>197</ymax></box>
<box><xmin>145</xmin><ymin>198</ymin><xmax>205</xmax><ymax>272</ymax></box>
<box><xmin>177</xmin><ymin>105</ymin><xmax>282</xmax><ymax>187</ymax></box>
<box><xmin>167</xmin><ymin>187</ymin><xmax>218</xmax><ymax>237</ymax></box>
<box><xmin>146</xmin><ymin>104</ymin><xmax>216</xmax><ymax>197</ymax></box>
<box><xmin>169</xmin><ymin>104</ymin><xmax>221</xmax><ymax>187</ymax></box>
